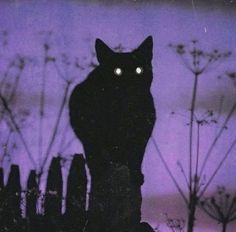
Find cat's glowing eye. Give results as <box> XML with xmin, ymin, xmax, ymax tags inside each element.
<box><xmin>136</xmin><ymin>67</ymin><xmax>143</xmax><ymax>75</ymax></box>
<box><xmin>114</xmin><ymin>67</ymin><xmax>122</xmax><ymax>76</ymax></box>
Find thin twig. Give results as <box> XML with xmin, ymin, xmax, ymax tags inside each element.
<box><xmin>151</xmin><ymin>137</ymin><xmax>188</xmax><ymax>205</ymax></box>
<box><xmin>177</xmin><ymin>161</ymin><xmax>191</xmax><ymax>190</ymax></box>
<box><xmin>199</xmin><ymin>100</ymin><xmax>236</xmax><ymax>178</ymax></box>
<box><xmin>215</xmin><ymin>96</ymin><xmax>225</xmax><ymax>136</ymax></box>
<box><xmin>40</xmin><ymin>81</ymin><xmax>71</xmax><ymax>173</ymax></box>
<box><xmin>224</xmin><ymin>193</ymin><xmax>229</xmax><ymax>218</ymax></box>
<box><xmin>59</xmin><ymin>136</ymin><xmax>77</xmax><ymax>154</ymax></box>
<box><xmin>0</xmin><ymin>94</ymin><xmax>37</xmax><ymax>168</ymax></box>
<box><xmin>199</xmin><ymin>137</ymin><xmax>236</xmax><ymax>198</ymax></box>
<box><xmin>216</xmin><ymin>96</ymin><xmax>224</xmax><ymax>123</ymax></box>
<box><xmin>38</xmin><ymin>51</ymin><xmax>48</xmax><ymax>168</ymax></box>
<box><xmin>0</xmin><ymin>60</ymin><xmax>15</xmax><ymax>92</ymax></box>
<box><xmin>53</xmin><ymin>62</ymin><xmax>67</xmax><ymax>82</ymax></box>
<box><xmin>189</xmin><ymin>73</ymin><xmax>199</xmax><ymax>195</ymax></box>
<box><xmin>59</xmin><ymin>136</ymin><xmax>77</xmax><ymax>153</ymax></box>
<box><xmin>199</xmin><ymin>59</ymin><xmax>212</xmax><ymax>74</ymax></box>
<box><xmin>194</xmin><ymin>122</ymin><xmax>200</xmax><ymax>191</ymax></box>
<box><xmin>229</xmin><ymin>204</ymin><xmax>236</xmax><ymax>221</ymax></box>
<box><xmin>8</xmin><ymin>61</ymin><xmax>25</xmax><ymax>102</ymax></box>
<box><xmin>58</xmin><ymin>122</ymin><xmax>70</xmax><ymax>152</ymax></box>
<box><xmin>204</xmin><ymin>200</ymin><xmax>220</xmax><ymax>217</ymax></box>
<box><xmin>179</xmin><ymin>55</ymin><xmax>194</xmax><ymax>73</ymax></box>
<box><xmin>227</xmin><ymin>199</ymin><xmax>236</xmax><ymax>220</ymax></box>
<box><xmin>229</xmin><ymin>215</ymin><xmax>236</xmax><ymax>222</ymax></box>
<box><xmin>0</xmin><ymin>129</ymin><xmax>12</xmax><ymax>165</ymax></box>
<box><xmin>0</xmin><ymin>63</ymin><xmax>23</xmax><ymax>123</ymax></box>
<box><xmin>200</xmin><ymin>205</ymin><xmax>220</xmax><ymax>221</ymax></box>
<box><xmin>212</xmin><ymin>200</ymin><xmax>224</xmax><ymax>222</ymax></box>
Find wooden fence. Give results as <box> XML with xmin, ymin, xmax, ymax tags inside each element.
<box><xmin>0</xmin><ymin>154</ymin><xmax>87</xmax><ymax>232</ymax></box>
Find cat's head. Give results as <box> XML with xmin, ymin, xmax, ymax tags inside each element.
<box><xmin>95</xmin><ymin>36</ymin><xmax>153</xmax><ymax>91</ymax></box>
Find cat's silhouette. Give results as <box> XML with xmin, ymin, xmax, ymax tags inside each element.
<box><xmin>69</xmin><ymin>36</ymin><xmax>156</xmax><ymax>185</ymax></box>
<box><xmin>69</xmin><ymin>36</ymin><xmax>156</xmax><ymax>232</ymax></box>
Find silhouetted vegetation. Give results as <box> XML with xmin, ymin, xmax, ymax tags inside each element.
<box><xmin>0</xmin><ymin>30</ymin><xmax>83</xmax><ymax>179</ymax></box>
<box><xmin>201</xmin><ymin>186</ymin><xmax>236</xmax><ymax>232</ymax></box>
<box><xmin>0</xmin><ymin>31</ymin><xmax>89</xmax><ymax>219</ymax></box>
<box><xmin>152</xmin><ymin>40</ymin><xmax>236</xmax><ymax>232</ymax></box>
<box><xmin>161</xmin><ymin>214</ymin><xmax>186</xmax><ymax>232</ymax></box>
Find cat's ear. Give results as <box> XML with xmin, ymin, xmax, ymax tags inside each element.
<box><xmin>95</xmin><ymin>39</ymin><xmax>114</xmax><ymax>64</ymax></box>
<box><xmin>134</xmin><ymin>36</ymin><xmax>153</xmax><ymax>61</ymax></box>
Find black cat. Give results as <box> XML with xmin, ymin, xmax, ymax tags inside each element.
<box><xmin>69</xmin><ymin>36</ymin><xmax>156</xmax><ymax>185</ymax></box>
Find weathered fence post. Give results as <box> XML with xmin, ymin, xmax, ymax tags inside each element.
<box><xmin>25</xmin><ymin>169</ymin><xmax>39</xmax><ymax>232</ymax></box>
<box><xmin>0</xmin><ymin>167</ymin><xmax>3</xmax><ymax>189</ymax></box>
<box><xmin>65</xmin><ymin>154</ymin><xmax>87</xmax><ymax>232</ymax></box>
<box><xmin>87</xmin><ymin>163</ymin><xmax>151</xmax><ymax>232</ymax></box>
<box><xmin>44</xmin><ymin>157</ymin><xmax>63</xmax><ymax>230</ymax></box>
<box><xmin>3</xmin><ymin>165</ymin><xmax>23</xmax><ymax>231</ymax></box>
<box><xmin>0</xmin><ymin>167</ymin><xmax>4</xmax><ymax>230</ymax></box>
<box><xmin>6</xmin><ymin>165</ymin><xmax>22</xmax><ymax>215</ymax></box>
<box><xmin>26</xmin><ymin>170</ymin><xmax>38</xmax><ymax>218</ymax></box>
<box><xmin>0</xmin><ymin>167</ymin><xmax>3</xmax><ymax>208</ymax></box>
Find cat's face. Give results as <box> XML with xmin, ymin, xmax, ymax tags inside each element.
<box><xmin>95</xmin><ymin>36</ymin><xmax>153</xmax><ymax>92</ymax></box>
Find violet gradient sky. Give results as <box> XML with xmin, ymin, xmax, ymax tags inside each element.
<box><xmin>0</xmin><ymin>1</ymin><xmax>236</xmax><ymax>231</ymax></box>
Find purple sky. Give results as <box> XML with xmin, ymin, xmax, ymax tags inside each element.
<box><xmin>0</xmin><ymin>1</ymin><xmax>235</xmax><ymax>231</ymax></box>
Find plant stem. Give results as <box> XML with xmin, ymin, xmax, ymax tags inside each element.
<box><xmin>8</xmin><ymin>68</ymin><xmax>23</xmax><ymax>102</ymax></box>
<box><xmin>0</xmin><ymin>94</ymin><xmax>36</xmax><ymax>168</ymax></box>
<box><xmin>194</xmin><ymin>122</ymin><xmax>200</xmax><ymax>189</ymax></box>
<box><xmin>228</xmin><ymin>198</ymin><xmax>236</xmax><ymax>220</ymax></box>
<box><xmin>178</xmin><ymin>161</ymin><xmax>191</xmax><ymax>190</ymax></box>
<box><xmin>59</xmin><ymin>137</ymin><xmax>76</xmax><ymax>154</ymax></box>
<box><xmin>216</xmin><ymin>96</ymin><xmax>224</xmax><ymax>123</ymax></box>
<box><xmin>187</xmin><ymin>191</ymin><xmax>198</xmax><ymax>232</ymax></box>
<box><xmin>38</xmin><ymin>53</ymin><xmax>47</xmax><ymax>169</ymax></box>
<box><xmin>222</xmin><ymin>221</ymin><xmax>227</xmax><ymax>232</ymax></box>
<box><xmin>0</xmin><ymin>60</ymin><xmax>14</xmax><ymax>93</ymax></box>
<box><xmin>151</xmin><ymin>137</ymin><xmax>188</xmax><ymax>205</ymax></box>
<box><xmin>199</xmin><ymin>137</ymin><xmax>236</xmax><ymax>198</ymax></box>
<box><xmin>200</xmin><ymin>204</ymin><xmax>219</xmax><ymax>221</ymax></box>
<box><xmin>0</xmin><ymin>66</ymin><xmax>23</xmax><ymax>123</ymax></box>
<box><xmin>199</xmin><ymin>100</ymin><xmax>236</xmax><ymax>178</ymax></box>
<box><xmin>0</xmin><ymin>129</ymin><xmax>12</xmax><ymax>165</ymax></box>
<box><xmin>40</xmin><ymin>81</ymin><xmax>71</xmax><ymax>173</ymax></box>
<box><xmin>189</xmin><ymin>73</ymin><xmax>199</xmax><ymax>195</ymax></box>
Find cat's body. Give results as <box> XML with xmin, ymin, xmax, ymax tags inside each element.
<box><xmin>69</xmin><ymin>37</ymin><xmax>156</xmax><ymax>232</ymax></box>
<box><xmin>69</xmin><ymin>36</ymin><xmax>156</xmax><ymax>185</ymax></box>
